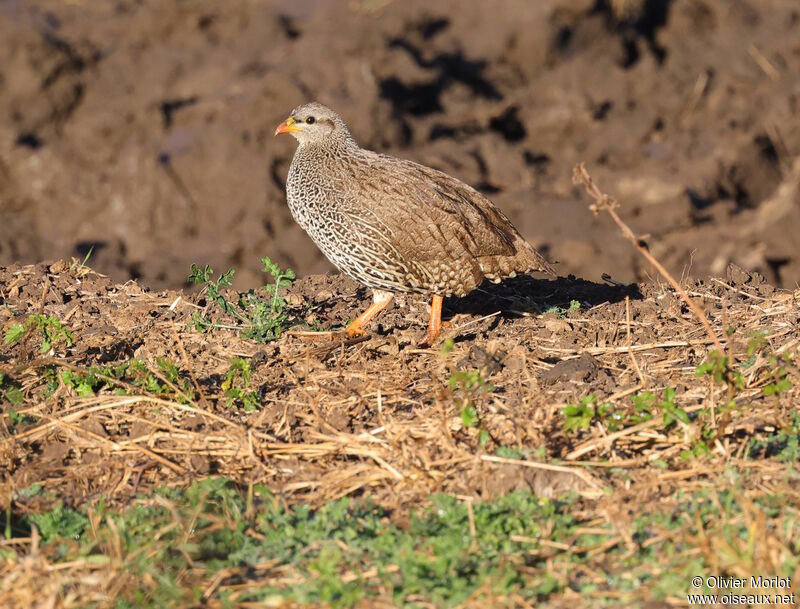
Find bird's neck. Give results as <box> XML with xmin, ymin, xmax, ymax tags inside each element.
<box><xmin>296</xmin><ymin>133</ymin><xmax>359</xmax><ymax>158</ymax></box>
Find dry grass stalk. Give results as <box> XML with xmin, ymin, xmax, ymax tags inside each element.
<box><xmin>624</xmin><ymin>296</ymin><xmax>647</xmax><ymax>390</ymax></box>
<box><xmin>573</xmin><ymin>163</ymin><xmax>724</xmax><ymax>353</ymax></box>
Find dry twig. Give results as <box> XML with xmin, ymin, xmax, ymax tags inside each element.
<box><xmin>573</xmin><ymin>163</ymin><xmax>724</xmax><ymax>353</ymax></box>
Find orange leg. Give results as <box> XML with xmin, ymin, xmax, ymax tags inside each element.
<box><xmin>418</xmin><ymin>294</ymin><xmax>446</xmax><ymax>347</ymax></box>
<box><xmin>346</xmin><ymin>291</ymin><xmax>393</xmax><ymax>338</ymax></box>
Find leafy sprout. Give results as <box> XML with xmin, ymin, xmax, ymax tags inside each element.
<box><xmin>188</xmin><ymin>256</ymin><xmax>297</xmax><ymax>342</ymax></box>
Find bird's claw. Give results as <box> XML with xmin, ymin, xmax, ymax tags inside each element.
<box><xmin>346</xmin><ymin>322</ymin><xmax>366</xmax><ymax>338</ymax></box>
<box><xmin>417</xmin><ymin>329</ymin><xmax>439</xmax><ymax>348</ymax></box>
<box><xmin>418</xmin><ymin>318</ymin><xmax>451</xmax><ymax>347</ymax></box>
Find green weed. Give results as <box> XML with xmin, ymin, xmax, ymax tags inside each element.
<box><xmin>4</xmin><ymin>313</ymin><xmax>73</xmax><ymax>354</ymax></box>
<box><xmin>0</xmin><ymin>371</ymin><xmax>25</xmax><ymax>407</ymax></box>
<box><xmin>188</xmin><ymin>256</ymin><xmax>296</xmax><ymax>342</ymax></box>
<box><xmin>16</xmin><ymin>480</ymin><xmax>581</xmax><ymax>607</ymax></box>
<box><xmin>695</xmin><ymin>333</ymin><xmax>795</xmax><ymax>399</ymax></box>
<box><xmin>695</xmin><ymin>350</ymin><xmax>744</xmax><ymax>393</ymax></box>
<box><xmin>447</xmin><ymin>370</ymin><xmax>494</xmax><ymax>394</ymax></box>
<box><xmin>658</xmin><ymin>387</ymin><xmax>690</xmax><ymax>427</ymax></box>
<box><xmin>749</xmin><ymin>412</ymin><xmax>800</xmax><ymax>462</ymax></box>
<box><xmin>27</xmin><ymin>502</ymin><xmax>89</xmax><ymax>543</ymax></box>
<box><xmin>494</xmin><ymin>445</ymin><xmax>526</xmax><ymax>459</ymax></box>
<box><xmin>439</xmin><ymin>337</ymin><xmax>455</xmax><ymax>355</ymax></box>
<box><xmin>448</xmin><ymin>370</ymin><xmax>495</xmax><ymax>446</ymax></box>
<box><xmin>58</xmin><ymin>358</ymin><xmax>194</xmax><ymax>403</ymax></box>
<box><xmin>545</xmin><ymin>299</ymin><xmax>582</xmax><ymax>317</ymax></box>
<box><xmin>762</xmin><ymin>351</ymin><xmax>793</xmax><ymax>397</ymax></box>
<box><xmin>563</xmin><ymin>394</ymin><xmax>599</xmax><ymax>433</ymax></box>
<box><xmin>70</xmin><ymin>245</ymin><xmax>94</xmax><ymax>272</ymax></box>
<box><xmin>222</xmin><ymin>357</ymin><xmax>261</xmax><ymax>412</ymax></box>
<box><xmin>563</xmin><ymin>394</ymin><xmax>621</xmax><ymax>433</ymax></box>
<box><xmin>630</xmin><ymin>390</ymin><xmax>656</xmax><ymax>424</ymax></box>
<box><xmin>563</xmin><ymin>387</ymin><xmax>691</xmax><ymax>439</ymax></box>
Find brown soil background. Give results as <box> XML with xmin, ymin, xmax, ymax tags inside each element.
<box><xmin>1</xmin><ymin>0</ymin><xmax>799</xmax><ymax>290</ymax></box>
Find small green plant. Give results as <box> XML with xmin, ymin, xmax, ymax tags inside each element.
<box><xmin>746</xmin><ymin>331</ymin><xmax>767</xmax><ymax>355</ymax></box>
<box><xmin>630</xmin><ymin>390</ymin><xmax>656</xmax><ymax>424</ymax></box>
<box><xmin>59</xmin><ymin>369</ymin><xmax>98</xmax><ymax>397</ymax></box>
<box><xmin>16</xmin><ymin>483</ymin><xmax>44</xmax><ymax>501</ymax></box>
<box><xmin>261</xmin><ymin>256</ymin><xmax>297</xmax><ymax>316</ymax></box>
<box><xmin>222</xmin><ymin>358</ymin><xmax>260</xmax><ymax>412</ymax></box>
<box><xmin>460</xmin><ymin>404</ymin><xmax>478</xmax><ymax>428</ymax></box>
<box><xmin>695</xmin><ymin>350</ymin><xmax>744</xmax><ymax>393</ymax></box>
<box><xmin>15</xmin><ymin>480</ymin><xmax>587</xmax><ymax>607</ymax></box>
<box><xmin>188</xmin><ymin>264</ymin><xmax>235</xmax><ymax>327</ymax></box>
<box><xmin>189</xmin><ymin>257</ymin><xmax>296</xmax><ymax>342</ymax></box>
<box><xmin>10</xmin><ymin>476</ymin><xmax>800</xmax><ymax>608</ymax></box>
<box><xmin>763</xmin><ymin>375</ymin><xmax>791</xmax><ymax>396</ymax></box>
<box><xmin>762</xmin><ymin>351</ymin><xmax>793</xmax><ymax>397</ymax></box>
<box><xmin>563</xmin><ymin>394</ymin><xmax>620</xmax><ymax>433</ymax></box>
<box><xmin>545</xmin><ymin>299</ymin><xmax>581</xmax><ymax>317</ymax></box>
<box><xmin>4</xmin><ymin>314</ymin><xmax>73</xmax><ymax>354</ymax></box>
<box><xmin>748</xmin><ymin>412</ymin><xmax>800</xmax><ymax>462</ymax></box>
<box><xmin>494</xmin><ymin>445</ymin><xmax>525</xmax><ymax>459</ymax></box>
<box><xmin>448</xmin><ymin>370</ymin><xmax>494</xmax><ymax>394</ymax></box>
<box><xmin>70</xmin><ymin>246</ymin><xmax>94</xmax><ymax>272</ymax></box>
<box><xmin>27</xmin><ymin>502</ymin><xmax>89</xmax><ymax>542</ymax></box>
<box><xmin>58</xmin><ymin>358</ymin><xmax>194</xmax><ymax>402</ymax></box>
<box><xmin>680</xmin><ymin>430</ymin><xmax>714</xmax><ymax>461</ymax></box>
<box><xmin>0</xmin><ymin>371</ymin><xmax>25</xmax><ymax>407</ymax></box>
<box><xmin>439</xmin><ymin>337</ymin><xmax>455</xmax><ymax>355</ymax></box>
<box><xmin>448</xmin><ymin>370</ymin><xmax>494</xmax><ymax>446</ymax></box>
<box><xmin>658</xmin><ymin>387</ymin><xmax>690</xmax><ymax>427</ymax></box>
<box><xmin>564</xmin><ymin>388</ymin><xmax>692</xmax><ymax>436</ymax></box>
<box><xmin>563</xmin><ymin>394</ymin><xmax>597</xmax><ymax>433</ymax></box>
<box><xmin>696</xmin><ymin>333</ymin><xmax>796</xmax><ymax>400</ymax></box>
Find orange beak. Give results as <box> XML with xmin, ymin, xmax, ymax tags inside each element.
<box><xmin>274</xmin><ymin>116</ymin><xmax>300</xmax><ymax>136</ymax></box>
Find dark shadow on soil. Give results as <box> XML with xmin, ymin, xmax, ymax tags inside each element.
<box><xmin>444</xmin><ymin>275</ymin><xmax>643</xmax><ymax>317</ymax></box>
<box><xmin>378</xmin><ymin>18</ymin><xmax>502</xmax><ymax>144</ymax></box>
<box><xmin>593</xmin><ymin>0</ymin><xmax>673</xmax><ymax>67</ymax></box>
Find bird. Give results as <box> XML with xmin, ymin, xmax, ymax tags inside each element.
<box><xmin>274</xmin><ymin>102</ymin><xmax>555</xmax><ymax>346</ymax></box>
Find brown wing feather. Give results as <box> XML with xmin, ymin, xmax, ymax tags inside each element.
<box><xmin>348</xmin><ymin>153</ymin><xmax>554</xmax><ymax>295</ymax></box>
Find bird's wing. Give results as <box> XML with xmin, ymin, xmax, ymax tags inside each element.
<box><xmin>349</xmin><ymin>155</ymin><xmax>553</xmax><ymax>276</ymax></box>
<box><xmin>353</xmin><ymin>156</ymin><xmax>513</xmax><ymax>255</ymax></box>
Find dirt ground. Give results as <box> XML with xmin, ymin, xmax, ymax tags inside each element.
<box><xmin>1</xmin><ymin>0</ymin><xmax>799</xmax><ymax>291</ymax></box>
<box><xmin>1</xmin><ymin>257</ymin><xmax>797</xmax><ymax>509</ymax></box>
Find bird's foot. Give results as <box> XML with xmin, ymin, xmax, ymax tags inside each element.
<box><xmin>417</xmin><ymin>322</ymin><xmax>450</xmax><ymax>348</ymax></box>
<box><xmin>346</xmin><ymin>321</ymin><xmax>367</xmax><ymax>338</ymax></box>
<box><xmin>417</xmin><ymin>330</ymin><xmax>437</xmax><ymax>348</ymax></box>
<box><xmin>418</xmin><ymin>321</ymin><xmax>450</xmax><ymax>347</ymax></box>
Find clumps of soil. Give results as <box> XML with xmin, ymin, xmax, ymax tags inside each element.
<box><xmin>540</xmin><ymin>352</ymin><xmax>611</xmax><ymax>386</ymax></box>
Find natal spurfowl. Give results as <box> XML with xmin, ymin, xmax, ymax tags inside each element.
<box><xmin>275</xmin><ymin>102</ymin><xmax>554</xmax><ymax>346</ymax></box>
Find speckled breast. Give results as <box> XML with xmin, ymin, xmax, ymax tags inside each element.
<box><xmin>285</xmin><ymin>157</ymin><xmax>418</xmax><ymax>293</ymax></box>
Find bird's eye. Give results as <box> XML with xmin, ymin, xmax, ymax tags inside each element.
<box><xmin>305</xmin><ymin>116</ymin><xmax>315</xmax><ymax>124</ymax></box>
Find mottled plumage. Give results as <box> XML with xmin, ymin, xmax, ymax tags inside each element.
<box><xmin>275</xmin><ymin>102</ymin><xmax>554</xmax><ymax>345</ymax></box>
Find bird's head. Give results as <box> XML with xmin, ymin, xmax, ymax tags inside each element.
<box><xmin>274</xmin><ymin>102</ymin><xmax>352</xmax><ymax>146</ymax></box>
